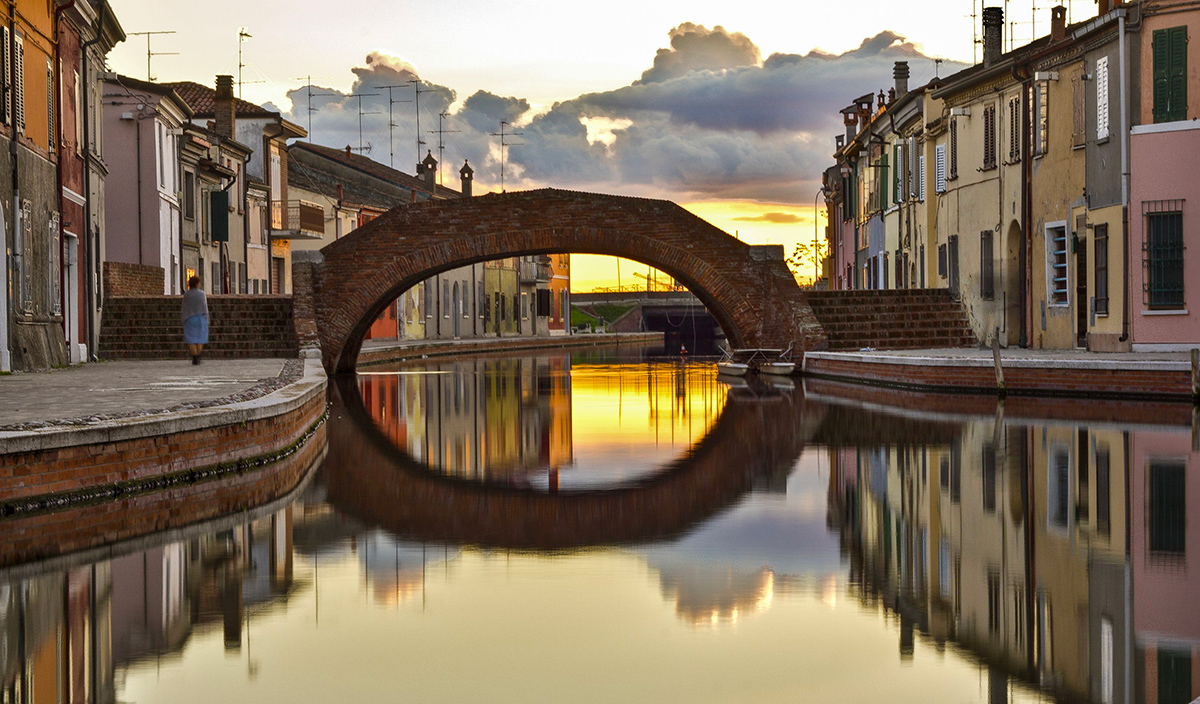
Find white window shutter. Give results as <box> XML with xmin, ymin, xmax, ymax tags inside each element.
<box><xmin>909</xmin><ymin>137</ymin><xmax>917</xmax><ymax>198</ymax></box>
<box><xmin>918</xmin><ymin>155</ymin><xmax>926</xmax><ymax>202</ymax></box>
<box><xmin>1096</xmin><ymin>56</ymin><xmax>1110</xmax><ymax>141</ymax></box>
<box><xmin>935</xmin><ymin>144</ymin><xmax>947</xmax><ymax>193</ymax></box>
<box><xmin>14</xmin><ymin>32</ymin><xmax>23</xmax><ymax>133</ymax></box>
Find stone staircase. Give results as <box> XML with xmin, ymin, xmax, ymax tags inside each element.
<box><xmin>805</xmin><ymin>289</ymin><xmax>977</xmax><ymax>350</ymax></box>
<box><xmin>100</xmin><ymin>296</ymin><xmax>299</xmax><ymax>360</ymax></box>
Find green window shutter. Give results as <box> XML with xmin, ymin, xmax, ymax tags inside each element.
<box><xmin>1153</xmin><ymin>28</ymin><xmax>1170</xmax><ymax>122</ymax></box>
<box><xmin>1168</xmin><ymin>26</ymin><xmax>1188</xmax><ymax>121</ymax></box>
<box><xmin>211</xmin><ymin>190</ymin><xmax>229</xmax><ymax>242</ymax></box>
<box><xmin>879</xmin><ymin>154</ymin><xmax>889</xmax><ymax>210</ymax></box>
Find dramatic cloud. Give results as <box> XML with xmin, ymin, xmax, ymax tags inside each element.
<box><xmin>279</xmin><ymin>28</ymin><xmax>965</xmax><ymax>203</ymax></box>
<box><xmin>733</xmin><ymin>212</ymin><xmax>804</xmax><ymax>224</ymax></box>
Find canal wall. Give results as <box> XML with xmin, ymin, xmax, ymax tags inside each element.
<box><xmin>0</xmin><ymin>357</ymin><xmax>328</xmax><ymax>565</ymax></box>
<box><xmin>356</xmin><ymin>331</ymin><xmax>664</xmax><ymax>367</ymax></box>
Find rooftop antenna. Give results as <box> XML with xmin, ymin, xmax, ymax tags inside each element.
<box><xmin>934</xmin><ymin>58</ymin><xmax>944</xmax><ymax>78</ymax></box>
<box><xmin>429</xmin><ymin>112</ymin><xmax>460</xmax><ymax>185</ymax></box>
<box><xmin>968</xmin><ymin>0</ymin><xmax>980</xmax><ymax>64</ymax></box>
<box><xmin>292</xmin><ymin>76</ymin><xmax>335</xmax><ymax>142</ymax></box>
<box><xmin>346</xmin><ymin>92</ymin><xmax>379</xmax><ymax>154</ymax></box>
<box><xmin>489</xmin><ymin>120</ymin><xmax>523</xmax><ymax>192</ymax></box>
<box><xmin>407</xmin><ymin>79</ymin><xmax>427</xmax><ymax>171</ymax></box>
<box><xmin>127</xmin><ymin>31</ymin><xmax>177</xmax><ymax>81</ymax></box>
<box><xmin>377</xmin><ymin>84</ymin><xmax>412</xmax><ymax>169</ymax></box>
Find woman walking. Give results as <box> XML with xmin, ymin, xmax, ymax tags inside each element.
<box><xmin>182</xmin><ymin>275</ymin><xmax>209</xmax><ymax>365</ymax></box>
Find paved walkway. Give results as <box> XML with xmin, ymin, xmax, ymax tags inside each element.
<box><xmin>833</xmin><ymin>347</ymin><xmax>1196</xmax><ymax>362</ymax></box>
<box><xmin>0</xmin><ymin>359</ymin><xmax>286</xmax><ymax>426</ymax></box>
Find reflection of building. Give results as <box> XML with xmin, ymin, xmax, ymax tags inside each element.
<box><xmin>829</xmin><ymin>413</ymin><xmax>1136</xmax><ymax>703</ymax></box>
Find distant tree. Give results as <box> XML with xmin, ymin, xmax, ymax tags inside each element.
<box><xmin>787</xmin><ymin>239</ymin><xmax>829</xmax><ymax>286</ymax></box>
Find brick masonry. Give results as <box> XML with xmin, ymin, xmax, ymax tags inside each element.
<box><xmin>102</xmin><ymin>261</ymin><xmax>165</xmax><ymax>297</ymax></box>
<box><xmin>805</xmin><ymin>289</ymin><xmax>978</xmax><ymax>350</ymax></box>
<box><xmin>100</xmin><ymin>295</ymin><xmax>299</xmax><ymax>359</ymax></box>
<box><xmin>292</xmin><ymin>189</ymin><xmax>830</xmax><ymax>374</ymax></box>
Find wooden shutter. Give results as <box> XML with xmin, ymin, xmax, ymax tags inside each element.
<box><xmin>935</xmin><ymin>144</ymin><xmax>946</xmax><ymax>193</ymax></box>
<box><xmin>984</xmin><ymin>104</ymin><xmax>997</xmax><ymax>169</ymax></box>
<box><xmin>908</xmin><ymin>136</ymin><xmax>917</xmax><ymax>198</ymax></box>
<box><xmin>13</xmin><ymin>31</ymin><xmax>23</xmax><ymax>133</ymax></box>
<box><xmin>1153</xmin><ymin>28</ymin><xmax>1171</xmax><ymax>122</ymax></box>
<box><xmin>46</xmin><ymin>58</ymin><xmax>54</xmax><ymax>152</ymax></box>
<box><xmin>918</xmin><ymin>155</ymin><xmax>926</xmax><ymax>201</ymax></box>
<box><xmin>894</xmin><ymin>144</ymin><xmax>903</xmax><ymax>204</ymax></box>
<box><xmin>1096</xmin><ymin>56</ymin><xmax>1110</xmax><ymax>140</ymax></box>
<box><xmin>1</xmin><ymin>26</ymin><xmax>9</xmax><ymax>125</ymax></box>
<box><xmin>1168</xmin><ymin>26</ymin><xmax>1187</xmax><ymax>122</ymax></box>
<box><xmin>879</xmin><ymin>153</ymin><xmax>889</xmax><ymax>210</ymax></box>
<box><xmin>211</xmin><ymin>190</ymin><xmax>229</xmax><ymax>242</ymax></box>
<box><xmin>1072</xmin><ymin>77</ymin><xmax>1085</xmax><ymax>147</ymax></box>
<box><xmin>949</xmin><ymin>118</ymin><xmax>958</xmax><ymax>179</ymax></box>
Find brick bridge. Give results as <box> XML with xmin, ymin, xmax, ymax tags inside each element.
<box><xmin>292</xmin><ymin>189</ymin><xmax>828</xmax><ymax>374</ymax></box>
<box><xmin>322</xmin><ymin>376</ymin><xmax>826</xmax><ymax>549</ymax></box>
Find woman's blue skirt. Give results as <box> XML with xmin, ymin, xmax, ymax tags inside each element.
<box><xmin>183</xmin><ymin>315</ymin><xmax>209</xmax><ymax>345</ymax></box>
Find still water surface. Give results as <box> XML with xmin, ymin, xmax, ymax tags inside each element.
<box><xmin>2</xmin><ymin>345</ymin><xmax>1196</xmax><ymax>703</ymax></box>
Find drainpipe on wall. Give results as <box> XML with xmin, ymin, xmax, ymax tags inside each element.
<box><xmin>1015</xmin><ymin>63</ymin><xmax>1032</xmax><ymax>348</ymax></box>
<box><xmin>3</xmin><ymin>4</ymin><xmax>19</xmax><ymax>370</ymax></box>
<box><xmin>1117</xmin><ymin>8</ymin><xmax>1131</xmax><ymax>344</ymax></box>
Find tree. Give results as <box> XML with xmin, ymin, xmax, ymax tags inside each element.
<box><xmin>787</xmin><ymin>239</ymin><xmax>829</xmax><ymax>286</ymax></box>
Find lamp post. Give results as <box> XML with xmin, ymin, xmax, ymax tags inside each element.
<box><xmin>813</xmin><ymin>188</ymin><xmax>828</xmax><ymax>287</ymax></box>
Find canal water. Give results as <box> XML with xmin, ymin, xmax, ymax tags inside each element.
<box><xmin>2</xmin><ymin>344</ymin><xmax>1195</xmax><ymax>703</ymax></box>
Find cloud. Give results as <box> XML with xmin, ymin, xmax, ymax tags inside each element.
<box><xmin>733</xmin><ymin>212</ymin><xmax>803</xmax><ymax>224</ymax></box>
<box><xmin>278</xmin><ymin>29</ymin><xmax>964</xmax><ymax>204</ymax></box>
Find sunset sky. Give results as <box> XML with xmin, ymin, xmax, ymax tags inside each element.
<box><xmin>106</xmin><ymin>0</ymin><xmax>1098</xmax><ymax>289</ymax></box>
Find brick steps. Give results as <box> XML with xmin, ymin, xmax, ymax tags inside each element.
<box><xmin>806</xmin><ymin>288</ymin><xmax>977</xmax><ymax>351</ymax></box>
<box><xmin>100</xmin><ymin>296</ymin><xmax>299</xmax><ymax>360</ymax></box>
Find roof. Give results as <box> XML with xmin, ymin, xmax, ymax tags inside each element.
<box><xmin>104</xmin><ymin>75</ymin><xmax>194</xmax><ymax>118</ymax></box>
<box><xmin>287</xmin><ymin>152</ymin><xmax>401</xmax><ymax>212</ymax></box>
<box><xmin>289</xmin><ymin>142</ymin><xmax>461</xmax><ymax>199</ymax></box>
<box><xmin>166</xmin><ymin>81</ymin><xmax>277</xmax><ymax>118</ymax></box>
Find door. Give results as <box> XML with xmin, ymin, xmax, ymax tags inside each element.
<box><xmin>1075</xmin><ymin>223</ymin><xmax>1088</xmax><ymax>348</ymax></box>
<box><xmin>948</xmin><ymin>235</ymin><xmax>960</xmax><ymax>298</ymax></box>
<box><xmin>452</xmin><ymin>282</ymin><xmax>461</xmax><ymax>337</ymax></box>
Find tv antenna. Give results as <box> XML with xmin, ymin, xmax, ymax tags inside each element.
<box><xmin>291</xmin><ymin>76</ymin><xmax>334</xmax><ymax>141</ymax></box>
<box><xmin>407</xmin><ymin>79</ymin><xmax>427</xmax><ymax>171</ymax></box>
<box><xmin>377</xmin><ymin>84</ymin><xmax>412</xmax><ymax>169</ymax></box>
<box><xmin>489</xmin><ymin>120</ymin><xmax>523</xmax><ymax>193</ymax></box>
<box><xmin>429</xmin><ymin>112</ymin><xmax>460</xmax><ymax>185</ymax></box>
<box><xmin>345</xmin><ymin>92</ymin><xmax>379</xmax><ymax>154</ymax></box>
<box><xmin>237</xmin><ymin>28</ymin><xmax>264</xmax><ymax>98</ymax></box>
<box><xmin>127</xmin><ymin>31</ymin><xmax>177</xmax><ymax>81</ymax></box>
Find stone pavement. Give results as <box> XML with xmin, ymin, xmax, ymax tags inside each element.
<box><xmin>839</xmin><ymin>347</ymin><xmax>1195</xmax><ymax>363</ymax></box>
<box><xmin>0</xmin><ymin>358</ymin><xmax>286</xmax><ymax>427</ymax></box>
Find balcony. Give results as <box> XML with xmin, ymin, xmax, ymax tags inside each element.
<box><xmin>519</xmin><ymin>256</ymin><xmax>552</xmax><ymax>284</ymax></box>
<box><xmin>270</xmin><ymin>199</ymin><xmax>325</xmax><ymax>240</ymax></box>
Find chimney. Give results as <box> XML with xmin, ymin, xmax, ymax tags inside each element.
<box><xmin>214</xmin><ymin>75</ymin><xmax>236</xmax><ymax>140</ymax></box>
<box><xmin>421</xmin><ymin>150</ymin><xmax>437</xmax><ymax>192</ymax></box>
<box><xmin>841</xmin><ymin>106</ymin><xmax>859</xmax><ymax>144</ymax></box>
<box><xmin>345</xmin><ymin>145</ymin><xmax>352</xmax><ymax>157</ymax></box>
<box><xmin>1050</xmin><ymin>5</ymin><xmax>1067</xmax><ymax>41</ymax></box>
<box><xmin>336</xmin><ymin>183</ymin><xmax>344</xmax><ymax>202</ymax></box>
<box><xmin>1098</xmin><ymin>0</ymin><xmax>1111</xmax><ymax>14</ymax></box>
<box><xmin>983</xmin><ymin>7</ymin><xmax>1004</xmax><ymax>66</ymax></box>
<box><xmin>893</xmin><ymin>61</ymin><xmax>910</xmax><ymax>99</ymax></box>
<box><xmin>459</xmin><ymin>160</ymin><xmax>474</xmax><ymax>198</ymax></box>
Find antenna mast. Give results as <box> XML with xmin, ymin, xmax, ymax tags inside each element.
<box><xmin>407</xmin><ymin>79</ymin><xmax>426</xmax><ymax>168</ymax></box>
<box><xmin>489</xmin><ymin>120</ymin><xmax>524</xmax><ymax>193</ymax></box>
<box><xmin>378</xmin><ymin>84</ymin><xmax>412</xmax><ymax>169</ymax></box>
<box><xmin>127</xmin><ymin>31</ymin><xmax>177</xmax><ymax>81</ymax></box>
<box><xmin>293</xmin><ymin>76</ymin><xmax>335</xmax><ymax>143</ymax></box>
<box><xmin>429</xmin><ymin>112</ymin><xmax>460</xmax><ymax>185</ymax></box>
<box><xmin>346</xmin><ymin>92</ymin><xmax>379</xmax><ymax>154</ymax></box>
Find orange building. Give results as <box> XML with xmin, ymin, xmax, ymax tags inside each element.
<box><xmin>548</xmin><ymin>254</ymin><xmax>571</xmax><ymax>334</ymax></box>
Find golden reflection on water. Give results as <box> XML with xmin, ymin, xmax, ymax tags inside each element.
<box><xmin>357</xmin><ymin>354</ymin><xmax>726</xmax><ymax>488</ymax></box>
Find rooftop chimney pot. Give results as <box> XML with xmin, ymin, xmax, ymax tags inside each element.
<box><xmin>214</xmin><ymin>75</ymin><xmax>236</xmax><ymax>140</ymax></box>
<box><xmin>983</xmin><ymin>7</ymin><xmax>1004</xmax><ymax>66</ymax></box>
<box><xmin>893</xmin><ymin>61</ymin><xmax>910</xmax><ymax>99</ymax></box>
<box><xmin>1050</xmin><ymin>5</ymin><xmax>1067</xmax><ymax>41</ymax></box>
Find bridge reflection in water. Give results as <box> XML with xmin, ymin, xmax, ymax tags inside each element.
<box><xmin>2</xmin><ymin>351</ymin><xmax>1199</xmax><ymax>703</ymax></box>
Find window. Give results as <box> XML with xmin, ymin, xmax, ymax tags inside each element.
<box><xmin>1094</xmin><ymin>224</ymin><xmax>1109</xmax><ymax>314</ymax></box>
<box><xmin>443</xmin><ymin>281</ymin><xmax>450</xmax><ymax>318</ymax></box>
<box><xmin>521</xmin><ymin>291</ymin><xmax>529</xmax><ymax>319</ymax></box>
<box><xmin>934</xmin><ymin>144</ymin><xmax>947</xmax><ymax>193</ymax></box>
<box><xmin>878</xmin><ymin>153</ymin><xmax>889</xmax><ymax>210</ymax></box>
<box><xmin>948</xmin><ymin>235</ymin><xmax>960</xmax><ymax>295</ymax></box>
<box><xmin>184</xmin><ymin>171</ymin><xmax>195</xmax><ymax>220</ymax></box>
<box><xmin>1153</xmin><ymin>26</ymin><xmax>1188</xmax><ymax>123</ymax></box>
<box><xmin>948</xmin><ymin>118</ymin><xmax>958</xmax><ymax>180</ymax></box>
<box><xmin>17</xmin><ymin>200</ymin><xmax>31</xmax><ymax>313</ymax></box>
<box><xmin>949</xmin><ymin>442</ymin><xmax>961</xmax><ymax>503</ymax></box>
<box><xmin>1100</xmin><ymin>618</ymin><xmax>1114</xmax><ymax>704</ymax></box>
<box><xmin>1096</xmin><ymin>445</ymin><xmax>1111</xmax><ymax>537</ymax></box>
<box><xmin>908</xmin><ymin>136</ymin><xmax>918</xmax><ymax>199</ymax></box>
<box><xmin>983</xmin><ymin>104</ymin><xmax>997</xmax><ymax>169</ymax></box>
<box><xmin>1144</xmin><ymin>205</ymin><xmax>1184</xmax><ymax>308</ymax></box>
<box><xmin>894</xmin><ymin>143</ymin><xmax>904</xmax><ymax>203</ymax></box>
<box><xmin>938</xmin><ymin>243</ymin><xmax>947</xmax><ymax>277</ymax></box>
<box><xmin>74</xmin><ymin>70</ymin><xmax>82</xmax><ymax>153</ymax></box>
<box><xmin>49</xmin><ymin>211</ymin><xmax>61</xmax><ymax>315</ymax></box>
<box><xmin>1046</xmin><ymin>223</ymin><xmax>1069</xmax><ymax>306</ymax></box>
<box><xmin>1096</xmin><ymin>56</ymin><xmax>1111</xmax><ymax>140</ymax></box>
<box><xmin>1008</xmin><ymin>96</ymin><xmax>1021</xmax><ymax>162</ymax></box>
<box><xmin>1033</xmin><ymin>81</ymin><xmax>1049</xmax><ymax>156</ymax></box>
<box><xmin>1072</xmin><ymin>76</ymin><xmax>1086</xmax><ymax>148</ymax></box>
<box><xmin>981</xmin><ymin>230</ymin><xmax>995</xmax><ymax>300</ymax></box>
<box><xmin>1149</xmin><ymin>460</ymin><xmax>1186</xmax><ymax>560</ymax></box>
<box><xmin>987</xmin><ymin>570</ymin><xmax>1001</xmax><ymax>635</ymax></box>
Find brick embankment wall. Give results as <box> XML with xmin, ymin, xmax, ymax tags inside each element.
<box><xmin>0</xmin><ymin>359</ymin><xmax>328</xmax><ymax>566</ymax></box>
<box><xmin>100</xmin><ymin>295</ymin><xmax>299</xmax><ymax>359</ymax></box>
<box><xmin>803</xmin><ymin>352</ymin><xmax>1195</xmax><ymax>402</ymax></box>
<box><xmin>103</xmin><ymin>262</ymin><xmax>165</xmax><ymax>296</ymax></box>
<box><xmin>805</xmin><ymin>289</ymin><xmax>977</xmax><ymax>350</ymax></box>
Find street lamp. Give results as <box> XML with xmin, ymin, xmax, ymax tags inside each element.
<box><xmin>813</xmin><ymin>188</ymin><xmax>829</xmax><ymax>287</ymax></box>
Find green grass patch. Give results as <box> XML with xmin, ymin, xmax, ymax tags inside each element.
<box><xmin>570</xmin><ymin>305</ymin><xmax>601</xmax><ymax>328</ymax></box>
<box><xmin>591</xmin><ymin>303</ymin><xmax>635</xmax><ymax>322</ymax></box>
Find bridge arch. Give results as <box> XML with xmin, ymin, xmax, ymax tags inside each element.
<box><xmin>292</xmin><ymin>189</ymin><xmax>826</xmax><ymax>374</ymax></box>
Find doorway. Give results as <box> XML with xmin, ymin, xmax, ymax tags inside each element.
<box><xmin>1075</xmin><ymin>227</ymin><xmax>1088</xmax><ymax>348</ymax></box>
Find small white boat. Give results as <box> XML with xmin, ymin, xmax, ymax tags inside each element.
<box><xmin>758</xmin><ymin>345</ymin><xmax>795</xmax><ymax>376</ymax></box>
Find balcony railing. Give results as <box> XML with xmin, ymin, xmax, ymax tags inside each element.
<box><xmin>270</xmin><ymin>199</ymin><xmax>325</xmax><ymax>237</ymax></box>
<box><xmin>519</xmin><ymin>256</ymin><xmax>551</xmax><ymax>284</ymax></box>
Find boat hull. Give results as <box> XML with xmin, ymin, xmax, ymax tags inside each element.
<box><xmin>759</xmin><ymin>362</ymin><xmax>795</xmax><ymax>376</ymax></box>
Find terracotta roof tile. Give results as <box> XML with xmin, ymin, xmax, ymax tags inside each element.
<box><xmin>290</xmin><ymin>141</ymin><xmax>460</xmax><ymax>199</ymax></box>
<box><xmin>165</xmin><ymin>81</ymin><xmax>276</xmax><ymax>118</ymax></box>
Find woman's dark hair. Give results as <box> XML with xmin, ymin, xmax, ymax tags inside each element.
<box><xmin>188</xmin><ymin>276</ymin><xmax>201</xmax><ymax>289</ymax></box>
